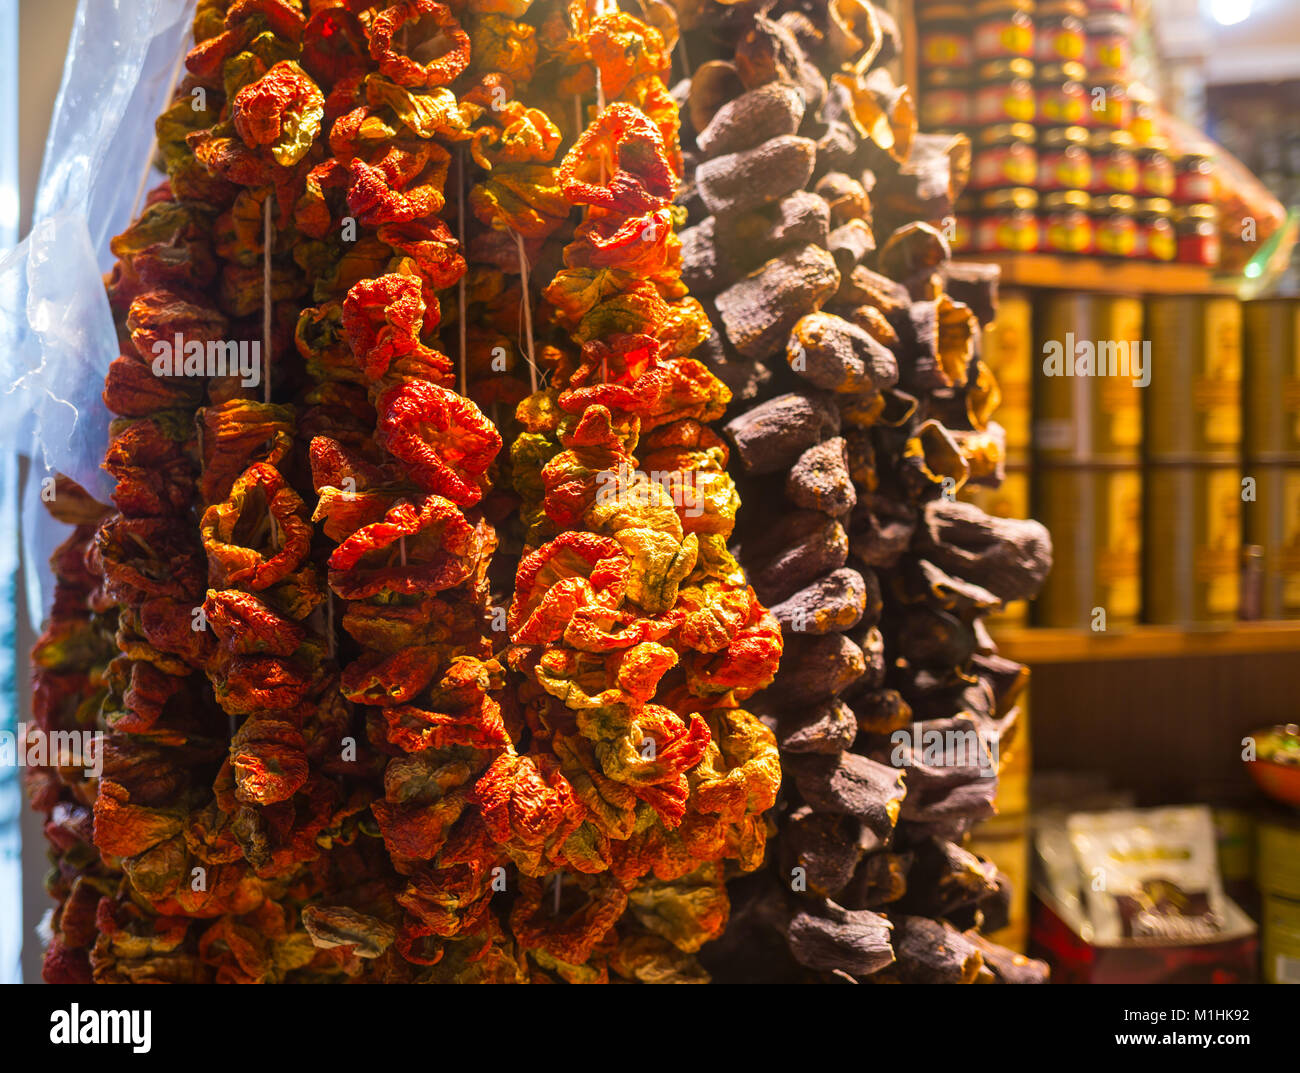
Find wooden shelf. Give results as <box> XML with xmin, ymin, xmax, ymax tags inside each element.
<box><xmin>993</xmin><ymin>621</ymin><xmax>1300</xmax><ymax>664</ymax></box>
<box><xmin>956</xmin><ymin>253</ymin><xmax>1234</xmax><ymax>297</ymax></box>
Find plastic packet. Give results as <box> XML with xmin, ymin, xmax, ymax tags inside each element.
<box><xmin>1068</xmin><ymin>805</ymin><xmax>1227</xmax><ymax>944</ymax></box>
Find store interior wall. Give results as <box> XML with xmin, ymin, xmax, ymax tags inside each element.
<box><xmin>16</xmin><ymin>0</ymin><xmax>79</xmax><ymax>985</ymax></box>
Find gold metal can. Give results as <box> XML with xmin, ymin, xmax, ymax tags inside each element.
<box><xmin>979</xmin><ymin>288</ymin><xmax>1033</xmax><ymax>458</ymax></box>
<box><xmin>962</xmin><ymin>465</ymin><xmax>1032</xmax><ymax>624</ymax></box>
<box><xmin>1034</xmin><ymin>293</ymin><xmax>1144</xmax><ymax>462</ymax></box>
<box><xmin>1258</xmin><ymin>819</ymin><xmax>1300</xmax><ymax>897</ymax></box>
<box><xmin>1033</xmin><ymin>464</ymin><xmax>1142</xmax><ymax>627</ymax></box>
<box><xmin>1144</xmin><ymin>463</ymin><xmax>1242</xmax><ymax>625</ymax></box>
<box><xmin>1242</xmin><ymin>299</ymin><xmax>1300</xmax><ymax>462</ymax></box>
<box><xmin>1242</xmin><ymin>464</ymin><xmax>1300</xmax><ymax>619</ymax></box>
<box><xmin>1145</xmin><ymin>296</ymin><xmax>1243</xmax><ymax>460</ymax></box>
<box><xmin>1261</xmin><ymin>893</ymin><xmax>1300</xmax><ymax>985</ymax></box>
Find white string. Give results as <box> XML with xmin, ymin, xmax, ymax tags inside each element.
<box><xmin>514</xmin><ymin>230</ymin><xmax>538</xmax><ymax>392</ymax></box>
<box><xmin>129</xmin><ymin>43</ymin><xmax>187</xmax><ymax>224</ymax></box>
<box><xmin>456</xmin><ymin>149</ymin><xmax>468</xmax><ymax>398</ymax></box>
<box><xmin>262</xmin><ymin>193</ymin><xmax>273</xmax><ymax>404</ymax></box>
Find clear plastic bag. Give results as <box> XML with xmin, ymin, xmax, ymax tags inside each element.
<box><xmin>0</xmin><ymin>0</ymin><xmax>195</xmax><ymax>624</ymax></box>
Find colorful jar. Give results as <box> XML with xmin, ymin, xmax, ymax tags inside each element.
<box><xmin>920</xmin><ymin>70</ymin><xmax>973</xmax><ymax>130</ymax></box>
<box><xmin>1036</xmin><ymin>1</ymin><xmax>1087</xmax><ymax>65</ymax></box>
<box><xmin>919</xmin><ymin>6</ymin><xmax>974</xmax><ymax>71</ymax></box>
<box><xmin>972</xmin><ymin>123</ymin><xmax>1038</xmax><ymax>189</ymax></box>
<box><xmin>976</xmin><ymin>187</ymin><xmax>1040</xmax><ymax>252</ymax></box>
<box><xmin>1128</xmin><ymin>83</ymin><xmax>1158</xmax><ymax>143</ymax></box>
<box><xmin>1176</xmin><ymin>204</ymin><xmax>1220</xmax><ymax>266</ymax></box>
<box><xmin>1092</xmin><ymin>193</ymin><xmax>1138</xmax><ymax>257</ymax></box>
<box><xmin>1042</xmin><ymin>190</ymin><xmax>1094</xmax><ymax>254</ymax></box>
<box><xmin>949</xmin><ymin>212</ymin><xmax>974</xmax><ymax>253</ymax></box>
<box><xmin>1089</xmin><ymin>128</ymin><xmax>1138</xmax><ymax>194</ymax></box>
<box><xmin>1037</xmin><ymin>126</ymin><xmax>1092</xmax><ymax>190</ymax></box>
<box><xmin>1136</xmin><ymin>198</ymin><xmax>1176</xmax><ymax>261</ymax></box>
<box><xmin>1037</xmin><ymin>62</ymin><xmax>1089</xmax><ymax>126</ymax></box>
<box><xmin>975</xmin><ymin>59</ymin><xmax>1037</xmax><ymax>125</ymax></box>
<box><xmin>1176</xmin><ymin>151</ymin><xmax>1216</xmax><ymax>204</ymax></box>
<box><xmin>974</xmin><ymin>0</ymin><xmax>1036</xmax><ymax>62</ymax></box>
<box><xmin>1087</xmin><ymin>82</ymin><xmax>1130</xmax><ymax>129</ymax></box>
<box><xmin>1086</xmin><ymin>13</ymin><xmax>1132</xmax><ymax>78</ymax></box>
<box><xmin>1137</xmin><ymin>139</ymin><xmax>1176</xmax><ymax>199</ymax></box>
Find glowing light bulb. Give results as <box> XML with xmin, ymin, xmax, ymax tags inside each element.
<box><xmin>1209</xmin><ymin>0</ymin><xmax>1253</xmax><ymax>26</ymax></box>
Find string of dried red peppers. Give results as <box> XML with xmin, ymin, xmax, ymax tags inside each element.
<box><xmin>31</xmin><ymin>0</ymin><xmax>783</xmax><ymax>984</ymax></box>
<box><xmin>489</xmin><ymin>0</ymin><xmax>783</xmax><ymax>982</ymax></box>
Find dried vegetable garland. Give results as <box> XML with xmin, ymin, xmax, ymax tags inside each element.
<box><xmin>29</xmin><ymin>0</ymin><xmax>1052</xmax><ymax>985</ymax></box>
<box><xmin>482</xmin><ymin>0</ymin><xmax>783</xmax><ymax>981</ymax></box>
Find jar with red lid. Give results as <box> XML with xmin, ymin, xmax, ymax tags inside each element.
<box><xmin>920</xmin><ymin>71</ymin><xmax>973</xmax><ymax>130</ymax></box>
<box><xmin>1137</xmin><ymin>141</ymin><xmax>1176</xmax><ymax>199</ymax></box>
<box><xmin>975</xmin><ymin>188</ymin><xmax>1040</xmax><ymax>252</ymax></box>
<box><xmin>972</xmin><ymin>124</ymin><xmax>1038</xmax><ymax>189</ymax></box>
<box><xmin>1036</xmin><ymin>1</ymin><xmax>1087</xmax><ymax>64</ymax></box>
<box><xmin>1092</xmin><ymin>193</ymin><xmax>1139</xmax><ymax>257</ymax></box>
<box><xmin>1086</xmin><ymin>13</ymin><xmax>1132</xmax><ymax>78</ymax></box>
<box><xmin>974</xmin><ymin>0</ymin><xmax>1036</xmax><ymax>61</ymax></box>
<box><xmin>975</xmin><ymin>59</ymin><xmax>1037</xmax><ymax>125</ymax></box>
<box><xmin>1089</xmin><ymin>129</ymin><xmax>1138</xmax><ymax>193</ymax></box>
<box><xmin>1176</xmin><ymin>204</ymin><xmax>1220</xmax><ymax>266</ymax></box>
<box><xmin>1176</xmin><ymin>152</ymin><xmax>1216</xmax><ymax>204</ymax></box>
<box><xmin>1136</xmin><ymin>198</ymin><xmax>1176</xmax><ymax>261</ymax></box>
<box><xmin>919</xmin><ymin>6</ymin><xmax>974</xmax><ymax>72</ymax></box>
<box><xmin>1037</xmin><ymin>62</ymin><xmax>1089</xmax><ymax>126</ymax></box>
<box><xmin>1042</xmin><ymin>190</ymin><xmax>1094</xmax><ymax>254</ymax></box>
<box><xmin>1038</xmin><ymin>126</ymin><xmax>1093</xmax><ymax>190</ymax></box>
<box><xmin>1087</xmin><ymin>82</ymin><xmax>1130</xmax><ymax>129</ymax></box>
<box><xmin>1086</xmin><ymin>0</ymin><xmax>1131</xmax><ymax>12</ymax></box>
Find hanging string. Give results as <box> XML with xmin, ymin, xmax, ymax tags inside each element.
<box><xmin>129</xmin><ymin>44</ymin><xmax>187</xmax><ymax>225</ymax></box>
<box><xmin>456</xmin><ymin>148</ymin><xmax>468</xmax><ymax>398</ymax></box>
<box><xmin>262</xmin><ymin>192</ymin><xmax>281</xmax><ymax>554</ymax></box>
<box><xmin>514</xmin><ymin>230</ymin><xmax>539</xmax><ymax>392</ymax></box>
<box><xmin>325</xmin><ymin>591</ymin><xmax>335</xmax><ymax>660</ymax></box>
<box><xmin>262</xmin><ymin>193</ymin><xmax>274</xmax><ymax>405</ymax></box>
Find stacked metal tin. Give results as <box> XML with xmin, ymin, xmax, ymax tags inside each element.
<box><xmin>1243</xmin><ymin>301</ymin><xmax>1300</xmax><ymax>619</ymax></box>
<box><xmin>1032</xmin><ymin>293</ymin><xmax>1144</xmax><ymax>627</ymax></box>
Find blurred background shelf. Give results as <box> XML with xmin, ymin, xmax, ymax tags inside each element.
<box><xmin>957</xmin><ymin>253</ymin><xmax>1233</xmax><ymax>296</ymax></box>
<box><xmin>995</xmin><ymin>621</ymin><xmax>1300</xmax><ymax>664</ymax></box>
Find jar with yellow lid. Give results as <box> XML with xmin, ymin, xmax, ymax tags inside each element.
<box><xmin>1087</xmin><ymin>81</ymin><xmax>1130</xmax><ymax>129</ymax></box>
<box><xmin>919</xmin><ymin>70</ymin><xmax>973</xmax><ymax>131</ymax></box>
<box><xmin>1036</xmin><ymin>61</ymin><xmax>1089</xmax><ymax>126</ymax></box>
<box><xmin>1135</xmin><ymin>198</ymin><xmax>1176</xmax><ymax>262</ymax></box>
<box><xmin>1127</xmin><ymin>82</ymin><xmax>1158</xmax><ymax>143</ymax></box>
<box><xmin>1038</xmin><ymin>126</ymin><xmax>1093</xmax><ymax>190</ymax></box>
<box><xmin>1092</xmin><ymin>193</ymin><xmax>1138</xmax><ymax>257</ymax></box>
<box><xmin>1086</xmin><ymin>12</ymin><xmax>1133</xmax><ymax>79</ymax></box>
<box><xmin>1176</xmin><ymin>203</ymin><xmax>1220</xmax><ymax>266</ymax></box>
<box><xmin>1089</xmin><ymin>128</ymin><xmax>1138</xmax><ymax>194</ymax></box>
<box><xmin>1137</xmin><ymin>139</ymin><xmax>1176</xmax><ymax>199</ymax></box>
<box><xmin>974</xmin><ymin>0</ymin><xmax>1036</xmax><ymax>62</ymax></box>
<box><xmin>972</xmin><ymin>123</ymin><xmax>1038</xmax><ymax>189</ymax></box>
<box><xmin>975</xmin><ymin>187</ymin><xmax>1040</xmax><ymax>252</ymax></box>
<box><xmin>919</xmin><ymin>6</ymin><xmax>974</xmax><ymax>72</ymax></box>
<box><xmin>1036</xmin><ymin>1</ymin><xmax>1087</xmax><ymax>65</ymax></box>
<box><xmin>975</xmin><ymin>59</ymin><xmax>1037</xmax><ymax>125</ymax></box>
<box><xmin>1042</xmin><ymin>190</ymin><xmax>1094</xmax><ymax>255</ymax></box>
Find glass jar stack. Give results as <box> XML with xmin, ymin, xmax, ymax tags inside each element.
<box><xmin>924</xmin><ymin>0</ymin><xmax>1220</xmax><ymax>266</ymax></box>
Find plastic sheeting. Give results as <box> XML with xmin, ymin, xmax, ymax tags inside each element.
<box><xmin>0</xmin><ymin>0</ymin><xmax>195</xmax><ymax>627</ymax></box>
